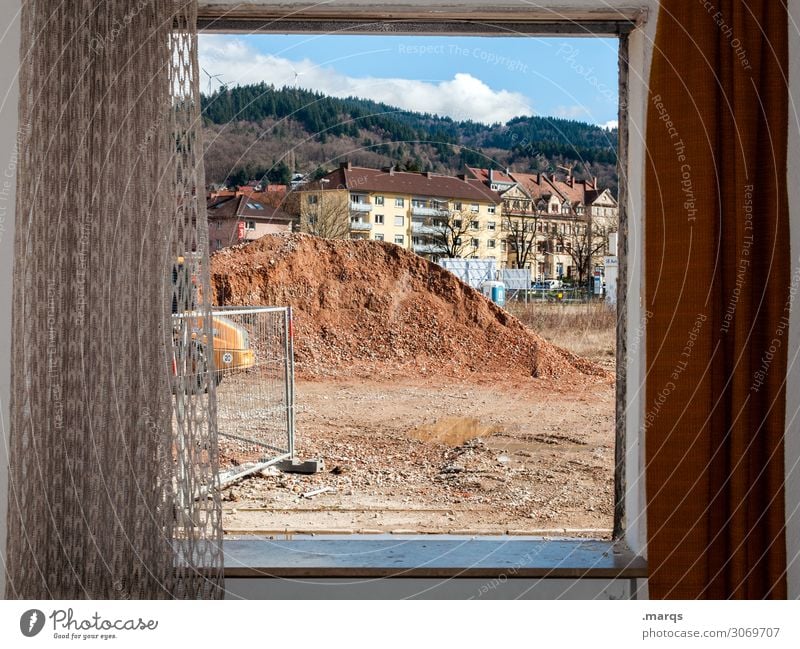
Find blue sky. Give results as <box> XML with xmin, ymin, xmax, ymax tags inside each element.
<box><xmin>199</xmin><ymin>34</ymin><xmax>618</xmax><ymax>127</ymax></box>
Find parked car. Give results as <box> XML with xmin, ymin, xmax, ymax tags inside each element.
<box><xmin>532</xmin><ymin>279</ymin><xmax>563</xmax><ymax>290</ymax></box>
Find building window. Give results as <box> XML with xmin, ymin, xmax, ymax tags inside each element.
<box><xmin>394</xmin><ymin>197</ymin><xmax>404</xmax><ymax>207</ymax></box>
<box><xmin>394</xmin><ymin>215</ymin><xmax>404</xmax><ymax>227</ymax></box>
<box><xmin>307</xmin><ymin>194</ymin><xmax>318</xmax><ymax>205</ymax></box>
<box><xmin>453</xmin><ymin>219</ymin><xmax>462</xmax><ymax>228</ymax></box>
<box><xmin>246</xmin><ymin>220</ymin><xmax>255</xmax><ymax>230</ymax></box>
<box><xmin>375</xmin><ymin>196</ymin><xmax>384</xmax><ymax>205</ymax></box>
<box><xmin>488</xmin><ymin>239</ymin><xmax>496</xmax><ymax>249</ymax></box>
<box><xmin>471</xmin><ymin>238</ymin><xmax>479</xmax><ymax>248</ymax></box>
<box><xmin>487</xmin><ymin>221</ymin><xmax>496</xmax><ymax>231</ymax></box>
<box><xmin>374</xmin><ymin>214</ymin><xmax>384</xmax><ymax>224</ymax></box>
<box><xmin>454</xmin><ymin>236</ymin><xmax>462</xmax><ymax>246</ymax></box>
<box><xmin>394</xmin><ymin>234</ymin><xmax>404</xmax><ymax>245</ymax></box>
<box><xmin>488</xmin><ymin>206</ymin><xmax>496</xmax><ymax>214</ymax></box>
<box><xmin>470</xmin><ymin>204</ymin><xmax>479</xmax><ymax>213</ymax></box>
<box><xmin>470</xmin><ymin>220</ymin><xmax>479</xmax><ymax>230</ymax></box>
<box><xmin>453</xmin><ymin>202</ymin><xmax>462</xmax><ymax>211</ymax></box>
<box><xmin>374</xmin><ymin>233</ymin><xmax>384</xmax><ymax>241</ymax></box>
<box><xmin>556</xmin><ymin>263</ymin><xmax>564</xmax><ymax>277</ymax></box>
<box><xmin>215</xmin><ymin>239</ymin><xmax>222</xmax><ymax>249</ymax></box>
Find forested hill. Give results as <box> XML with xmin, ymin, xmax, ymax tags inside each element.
<box><xmin>201</xmin><ymin>83</ymin><xmax>618</xmax><ymax>192</ymax></box>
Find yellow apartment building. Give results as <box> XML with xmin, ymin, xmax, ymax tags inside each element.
<box><xmin>298</xmin><ymin>163</ymin><xmax>504</xmax><ymax>264</ymax></box>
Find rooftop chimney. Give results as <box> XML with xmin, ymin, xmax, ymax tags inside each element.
<box><xmin>488</xmin><ymin>169</ymin><xmax>494</xmax><ymax>183</ymax></box>
<box><xmin>593</xmin><ymin>176</ymin><xmax>598</xmax><ymax>188</ymax></box>
<box><xmin>425</xmin><ymin>171</ymin><xmax>433</xmax><ymax>178</ymax></box>
<box><xmin>339</xmin><ymin>161</ymin><xmax>352</xmax><ymax>171</ymax></box>
<box><xmin>389</xmin><ymin>165</ymin><xmax>395</xmax><ymax>176</ymax></box>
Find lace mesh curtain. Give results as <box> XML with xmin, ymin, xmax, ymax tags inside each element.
<box><xmin>5</xmin><ymin>0</ymin><xmax>223</xmax><ymax>598</ymax></box>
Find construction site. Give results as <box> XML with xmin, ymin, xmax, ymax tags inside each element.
<box><xmin>210</xmin><ymin>233</ymin><xmax>616</xmax><ymax>537</ymax></box>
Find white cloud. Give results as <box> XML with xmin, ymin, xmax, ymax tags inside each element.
<box><xmin>199</xmin><ymin>35</ymin><xmax>533</xmax><ymax>124</ymax></box>
<box><xmin>601</xmin><ymin>120</ymin><xmax>618</xmax><ymax>130</ymax></box>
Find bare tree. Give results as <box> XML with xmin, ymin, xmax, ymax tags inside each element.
<box><xmin>429</xmin><ymin>208</ymin><xmax>481</xmax><ymax>258</ymax></box>
<box><xmin>300</xmin><ymin>190</ymin><xmax>350</xmax><ymax>239</ymax></box>
<box><xmin>502</xmin><ymin>211</ymin><xmax>541</xmax><ymax>270</ymax></box>
<box><xmin>554</xmin><ymin>216</ymin><xmax>608</xmax><ymax>288</ymax></box>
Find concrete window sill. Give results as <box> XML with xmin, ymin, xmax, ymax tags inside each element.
<box><xmin>222</xmin><ymin>535</ymin><xmax>648</xmax><ymax>579</ymax></box>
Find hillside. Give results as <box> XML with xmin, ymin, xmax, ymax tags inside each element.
<box><xmin>201</xmin><ymin>83</ymin><xmax>619</xmax><ymax>192</ymax></box>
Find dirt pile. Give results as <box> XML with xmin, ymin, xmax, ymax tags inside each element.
<box><xmin>210</xmin><ymin>233</ymin><xmax>607</xmax><ymax>381</ymax></box>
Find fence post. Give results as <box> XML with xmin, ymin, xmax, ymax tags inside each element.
<box><xmin>284</xmin><ymin>306</ymin><xmax>296</xmax><ymax>459</ymax></box>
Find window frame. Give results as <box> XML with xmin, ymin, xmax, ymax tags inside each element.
<box><xmin>197</xmin><ymin>6</ymin><xmax>639</xmax><ymax>581</ymax></box>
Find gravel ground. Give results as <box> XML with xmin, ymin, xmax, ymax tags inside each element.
<box><xmin>222</xmin><ymin>373</ymin><xmax>614</xmax><ymax>536</ymax></box>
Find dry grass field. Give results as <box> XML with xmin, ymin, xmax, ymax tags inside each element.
<box><xmin>507</xmin><ymin>301</ymin><xmax>617</xmax><ymax>369</ymax></box>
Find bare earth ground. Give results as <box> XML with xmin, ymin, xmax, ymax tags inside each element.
<box><xmin>223</xmin><ymin>302</ymin><xmax>616</xmax><ymax>537</ymax></box>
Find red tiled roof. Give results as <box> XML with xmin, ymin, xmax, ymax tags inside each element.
<box><xmin>207</xmin><ymin>195</ymin><xmax>295</xmax><ymax>223</ymax></box>
<box><xmin>316</xmin><ymin>165</ymin><xmax>503</xmax><ymax>204</ymax></box>
<box><xmin>466</xmin><ymin>166</ymin><xmax>516</xmax><ymax>185</ymax></box>
<box><xmin>507</xmin><ymin>172</ymin><xmax>562</xmax><ymax>202</ymax></box>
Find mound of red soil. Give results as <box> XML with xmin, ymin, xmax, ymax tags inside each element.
<box><xmin>210</xmin><ymin>234</ymin><xmax>607</xmax><ymax>382</ymax></box>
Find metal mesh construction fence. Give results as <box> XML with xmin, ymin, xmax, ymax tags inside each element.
<box><xmin>172</xmin><ymin>306</ymin><xmax>296</xmax><ymax>489</ymax></box>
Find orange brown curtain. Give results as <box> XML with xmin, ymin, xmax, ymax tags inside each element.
<box><xmin>645</xmin><ymin>1</ymin><xmax>789</xmax><ymax>598</ymax></box>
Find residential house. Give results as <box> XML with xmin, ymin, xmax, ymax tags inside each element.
<box><xmin>206</xmin><ymin>191</ymin><xmax>297</xmax><ymax>252</ymax></box>
<box><xmin>298</xmin><ymin>162</ymin><xmax>504</xmax><ymax>263</ymax></box>
<box><xmin>467</xmin><ymin>167</ymin><xmax>618</xmax><ymax>281</ymax></box>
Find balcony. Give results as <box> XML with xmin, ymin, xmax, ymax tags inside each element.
<box><xmin>350</xmin><ymin>221</ymin><xmax>373</xmax><ymax>231</ymax></box>
<box><xmin>413</xmin><ymin>243</ymin><xmax>447</xmax><ymax>255</ymax></box>
<box><xmin>411</xmin><ymin>222</ymin><xmax>446</xmax><ymax>236</ymax></box>
<box><xmin>350</xmin><ymin>202</ymin><xmax>373</xmax><ymax>212</ymax></box>
<box><xmin>411</xmin><ymin>204</ymin><xmax>448</xmax><ymax>217</ymax></box>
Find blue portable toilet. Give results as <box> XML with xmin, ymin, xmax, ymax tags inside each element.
<box><xmin>481</xmin><ymin>280</ymin><xmax>506</xmax><ymax>307</ymax></box>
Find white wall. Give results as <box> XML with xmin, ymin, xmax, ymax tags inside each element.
<box><xmin>0</xmin><ymin>0</ymin><xmax>21</xmax><ymax>598</ymax></box>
